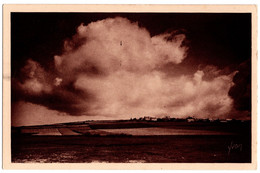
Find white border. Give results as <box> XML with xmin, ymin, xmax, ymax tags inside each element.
<box><xmin>1</xmin><ymin>1</ymin><xmax>259</xmax><ymax>172</ymax></box>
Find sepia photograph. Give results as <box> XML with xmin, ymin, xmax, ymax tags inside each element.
<box><xmin>2</xmin><ymin>4</ymin><xmax>257</xmax><ymax>169</ymax></box>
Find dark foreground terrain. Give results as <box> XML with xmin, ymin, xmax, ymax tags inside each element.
<box><xmin>12</xmin><ymin>135</ymin><xmax>251</xmax><ymax>163</ymax></box>
<box><xmin>11</xmin><ymin>121</ymin><xmax>251</xmax><ymax>163</ymax></box>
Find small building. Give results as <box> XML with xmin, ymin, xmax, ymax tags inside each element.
<box><xmin>220</xmin><ymin>120</ymin><xmax>227</xmax><ymax>123</ymax></box>
<box><xmin>209</xmin><ymin>118</ymin><xmax>215</xmax><ymax>122</ymax></box>
<box><xmin>143</xmin><ymin>116</ymin><xmax>150</xmax><ymax>121</ymax></box>
<box><xmin>143</xmin><ymin>116</ymin><xmax>157</xmax><ymax>121</ymax></box>
<box><xmin>187</xmin><ymin>118</ymin><xmax>195</xmax><ymax>122</ymax></box>
<box><xmin>186</xmin><ymin>116</ymin><xmax>195</xmax><ymax>122</ymax></box>
<box><xmin>150</xmin><ymin>117</ymin><xmax>157</xmax><ymax>121</ymax></box>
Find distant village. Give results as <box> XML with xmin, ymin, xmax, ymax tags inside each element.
<box><xmin>129</xmin><ymin>116</ymin><xmax>247</xmax><ymax>123</ymax></box>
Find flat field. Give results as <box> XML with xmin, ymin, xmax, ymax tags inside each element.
<box><xmin>11</xmin><ymin>121</ymin><xmax>251</xmax><ymax>163</ymax></box>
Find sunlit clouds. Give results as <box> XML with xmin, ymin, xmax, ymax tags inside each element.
<box><xmin>12</xmin><ymin>17</ymin><xmax>244</xmax><ymax>126</ymax></box>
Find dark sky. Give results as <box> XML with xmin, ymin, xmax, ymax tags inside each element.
<box><xmin>11</xmin><ymin>13</ymin><xmax>252</xmax><ymax>125</ymax></box>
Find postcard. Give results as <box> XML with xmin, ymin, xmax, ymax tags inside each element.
<box><xmin>2</xmin><ymin>4</ymin><xmax>257</xmax><ymax>169</ymax></box>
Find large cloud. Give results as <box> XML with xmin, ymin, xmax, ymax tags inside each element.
<box><xmin>73</xmin><ymin>69</ymin><xmax>235</xmax><ymax>118</ymax></box>
<box><xmin>12</xmin><ymin>17</ymin><xmax>237</xmax><ymax>125</ymax></box>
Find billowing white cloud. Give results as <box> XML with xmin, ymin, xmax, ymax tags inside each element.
<box><xmin>54</xmin><ymin>17</ymin><xmax>187</xmax><ymax>77</ymax></box>
<box><xmin>13</xmin><ymin>17</ymin><xmax>238</xmax><ymax>125</ymax></box>
<box><xmin>73</xmin><ymin>69</ymin><xmax>235</xmax><ymax>118</ymax></box>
